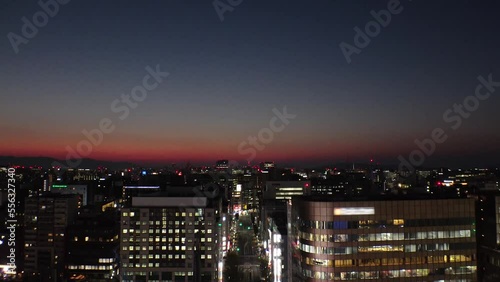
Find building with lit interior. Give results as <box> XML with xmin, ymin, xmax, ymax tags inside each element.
<box><xmin>24</xmin><ymin>193</ymin><xmax>79</xmax><ymax>281</ymax></box>
<box><xmin>264</xmin><ymin>215</ymin><xmax>285</xmax><ymax>282</ymax></box>
<box><xmin>120</xmin><ymin>194</ymin><xmax>222</xmax><ymax>282</ymax></box>
<box><xmin>264</xmin><ymin>181</ymin><xmax>311</xmax><ymax>201</ymax></box>
<box><xmin>51</xmin><ymin>184</ymin><xmax>88</xmax><ymax>206</ymax></box>
<box><xmin>293</xmin><ymin>196</ymin><xmax>477</xmax><ymax>281</ymax></box>
<box><xmin>65</xmin><ymin>208</ymin><xmax>120</xmax><ymax>281</ymax></box>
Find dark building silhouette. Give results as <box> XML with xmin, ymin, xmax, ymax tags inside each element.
<box><xmin>65</xmin><ymin>207</ymin><xmax>120</xmax><ymax>281</ymax></box>
<box><xmin>24</xmin><ymin>193</ymin><xmax>79</xmax><ymax>282</ymax></box>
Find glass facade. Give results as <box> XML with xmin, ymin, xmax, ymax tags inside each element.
<box><xmin>293</xmin><ymin>198</ymin><xmax>477</xmax><ymax>281</ymax></box>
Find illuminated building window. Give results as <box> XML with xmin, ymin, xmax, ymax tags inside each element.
<box><xmin>427</xmin><ymin>255</ymin><xmax>446</xmax><ymax>263</ymax></box>
<box><xmin>392</xmin><ymin>219</ymin><xmax>404</xmax><ymax>225</ymax></box>
<box><xmin>358</xmin><ymin>245</ymin><xmax>403</xmax><ymax>252</ymax></box>
<box><xmin>448</xmin><ymin>254</ymin><xmax>473</xmax><ymax>262</ymax></box>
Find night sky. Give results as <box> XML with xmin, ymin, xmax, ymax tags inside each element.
<box><xmin>1</xmin><ymin>0</ymin><xmax>500</xmax><ymax>167</ymax></box>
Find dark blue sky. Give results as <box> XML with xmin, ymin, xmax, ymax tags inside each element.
<box><xmin>1</xmin><ymin>0</ymin><xmax>499</xmax><ymax>167</ymax></box>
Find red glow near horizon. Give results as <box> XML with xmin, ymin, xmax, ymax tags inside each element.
<box><xmin>0</xmin><ymin>126</ymin><xmax>417</xmax><ymax>166</ymax></box>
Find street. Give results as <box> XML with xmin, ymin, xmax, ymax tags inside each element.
<box><xmin>231</xmin><ymin>212</ymin><xmax>265</xmax><ymax>282</ymax></box>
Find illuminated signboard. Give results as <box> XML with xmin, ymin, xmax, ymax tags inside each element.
<box><xmin>52</xmin><ymin>185</ymin><xmax>68</xmax><ymax>189</ymax></box>
<box><xmin>334</xmin><ymin>207</ymin><xmax>375</xmax><ymax>215</ymax></box>
<box><xmin>123</xmin><ymin>186</ymin><xmax>160</xmax><ymax>189</ymax></box>
<box><xmin>236</xmin><ymin>184</ymin><xmax>242</xmax><ymax>192</ymax></box>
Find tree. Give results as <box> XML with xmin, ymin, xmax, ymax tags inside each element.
<box><xmin>224</xmin><ymin>250</ymin><xmax>240</xmax><ymax>282</ymax></box>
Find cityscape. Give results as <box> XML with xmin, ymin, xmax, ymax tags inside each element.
<box><xmin>1</xmin><ymin>162</ymin><xmax>499</xmax><ymax>281</ymax></box>
<box><xmin>1</xmin><ymin>0</ymin><xmax>500</xmax><ymax>282</ymax></box>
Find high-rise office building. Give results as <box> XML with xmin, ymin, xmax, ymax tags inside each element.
<box><xmin>310</xmin><ymin>173</ymin><xmax>371</xmax><ymax>198</ymax></box>
<box><xmin>293</xmin><ymin>196</ymin><xmax>477</xmax><ymax>281</ymax></box>
<box><xmin>476</xmin><ymin>191</ymin><xmax>500</xmax><ymax>282</ymax></box>
<box><xmin>24</xmin><ymin>193</ymin><xmax>79</xmax><ymax>281</ymax></box>
<box><xmin>264</xmin><ymin>181</ymin><xmax>311</xmax><ymax>201</ymax></box>
<box><xmin>65</xmin><ymin>209</ymin><xmax>120</xmax><ymax>281</ymax></box>
<box><xmin>50</xmin><ymin>184</ymin><xmax>88</xmax><ymax>206</ymax></box>
<box><xmin>120</xmin><ymin>194</ymin><xmax>222</xmax><ymax>282</ymax></box>
<box><xmin>262</xmin><ymin>201</ymin><xmax>288</xmax><ymax>282</ymax></box>
<box><xmin>261</xmin><ymin>181</ymin><xmax>310</xmax><ymax>281</ymax></box>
